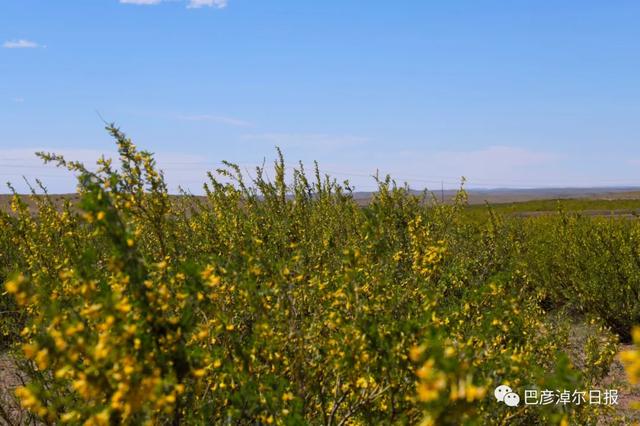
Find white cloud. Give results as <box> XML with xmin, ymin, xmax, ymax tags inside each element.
<box><xmin>3</xmin><ymin>39</ymin><xmax>40</xmax><ymax>49</ymax></box>
<box><xmin>178</xmin><ymin>114</ymin><xmax>251</xmax><ymax>127</ymax></box>
<box><xmin>242</xmin><ymin>133</ymin><xmax>369</xmax><ymax>149</ymax></box>
<box><xmin>432</xmin><ymin>145</ymin><xmax>557</xmax><ymax>168</ymax></box>
<box><xmin>188</xmin><ymin>0</ymin><xmax>227</xmax><ymax>8</ymax></box>
<box><xmin>118</xmin><ymin>0</ymin><xmax>227</xmax><ymax>7</ymax></box>
<box><xmin>361</xmin><ymin>145</ymin><xmax>564</xmax><ymax>189</ymax></box>
<box><xmin>119</xmin><ymin>0</ymin><xmax>162</xmax><ymax>4</ymax></box>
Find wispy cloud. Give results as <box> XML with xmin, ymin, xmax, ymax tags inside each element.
<box><xmin>119</xmin><ymin>0</ymin><xmax>227</xmax><ymax>8</ymax></box>
<box><xmin>242</xmin><ymin>133</ymin><xmax>369</xmax><ymax>149</ymax></box>
<box><xmin>119</xmin><ymin>0</ymin><xmax>162</xmax><ymax>4</ymax></box>
<box><xmin>3</xmin><ymin>39</ymin><xmax>41</xmax><ymax>49</ymax></box>
<box><xmin>187</xmin><ymin>0</ymin><xmax>227</xmax><ymax>8</ymax></box>
<box><xmin>373</xmin><ymin>145</ymin><xmax>564</xmax><ymax>188</ymax></box>
<box><xmin>178</xmin><ymin>114</ymin><xmax>251</xmax><ymax>127</ymax></box>
<box><xmin>431</xmin><ymin>145</ymin><xmax>558</xmax><ymax>168</ymax></box>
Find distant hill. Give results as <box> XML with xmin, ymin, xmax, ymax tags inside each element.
<box><xmin>2</xmin><ymin>187</ymin><xmax>640</xmax><ymax>213</ymax></box>
<box><xmin>352</xmin><ymin>187</ymin><xmax>640</xmax><ymax>205</ymax></box>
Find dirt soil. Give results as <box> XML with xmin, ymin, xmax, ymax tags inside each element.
<box><xmin>598</xmin><ymin>344</ymin><xmax>640</xmax><ymax>424</ymax></box>
<box><xmin>0</xmin><ymin>352</ymin><xmax>30</xmax><ymax>426</ymax></box>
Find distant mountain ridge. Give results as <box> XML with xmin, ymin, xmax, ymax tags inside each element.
<box><xmin>351</xmin><ymin>187</ymin><xmax>640</xmax><ymax>205</ymax></box>
<box><xmin>2</xmin><ymin>187</ymin><xmax>640</xmax><ymax>211</ymax></box>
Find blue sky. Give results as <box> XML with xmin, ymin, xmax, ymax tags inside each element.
<box><xmin>2</xmin><ymin>0</ymin><xmax>640</xmax><ymax>193</ymax></box>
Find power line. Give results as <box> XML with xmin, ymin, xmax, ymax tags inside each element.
<box><xmin>2</xmin><ymin>162</ymin><xmax>640</xmax><ymax>189</ymax></box>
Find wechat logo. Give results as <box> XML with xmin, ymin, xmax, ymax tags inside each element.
<box><xmin>494</xmin><ymin>384</ymin><xmax>520</xmax><ymax>407</ymax></box>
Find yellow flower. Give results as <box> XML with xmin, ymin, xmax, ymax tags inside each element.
<box><xmin>23</xmin><ymin>343</ymin><xmax>39</xmax><ymax>359</ymax></box>
<box><xmin>60</xmin><ymin>411</ymin><xmax>80</xmax><ymax>423</ymax></box>
<box><xmin>356</xmin><ymin>377</ymin><xmax>369</xmax><ymax>389</ymax></box>
<box><xmin>410</xmin><ymin>344</ymin><xmax>426</xmax><ymax>362</ymax></box>
<box><xmin>416</xmin><ymin>359</ymin><xmax>435</xmax><ymax>379</ymax></box>
<box><xmin>465</xmin><ymin>384</ymin><xmax>486</xmax><ymax>402</ymax></box>
<box><xmin>94</xmin><ymin>334</ymin><xmax>110</xmax><ymax>360</ymax></box>
<box><xmin>84</xmin><ymin>409</ymin><xmax>110</xmax><ymax>426</ymax></box>
<box><xmin>15</xmin><ymin>386</ymin><xmax>39</xmax><ymax>410</ymax></box>
<box><xmin>282</xmin><ymin>392</ymin><xmax>294</xmax><ymax>401</ymax></box>
<box><xmin>4</xmin><ymin>279</ymin><xmax>18</xmax><ymax>294</ymax></box>
<box><xmin>116</xmin><ymin>299</ymin><xmax>132</xmax><ymax>313</ymax></box>
<box><xmin>35</xmin><ymin>348</ymin><xmax>49</xmax><ymax>370</ymax></box>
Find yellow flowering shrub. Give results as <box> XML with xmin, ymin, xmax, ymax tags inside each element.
<box><xmin>521</xmin><ymin>212</ymin><xmax>640</xmax><ymax>342</ymax></box>
<box><xmin>0</xmin><ymin>125</ymin><xmax>622</xmax><ymax>424</ymax></box>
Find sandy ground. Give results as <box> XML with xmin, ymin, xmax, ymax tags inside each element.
<box><xmin>0</xmin><ymin>352</ymin><xmax>28</xmax><ymax>426</ymax></box>
<box><xmin>590</xmin><ymin>344</ymin><xmax>640</xmax><ymax>424</ymax></box>
<box><xmin>564</xmin><ymin>319</ymin><xmax>640</xmax><ymax>424</ymax></box>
